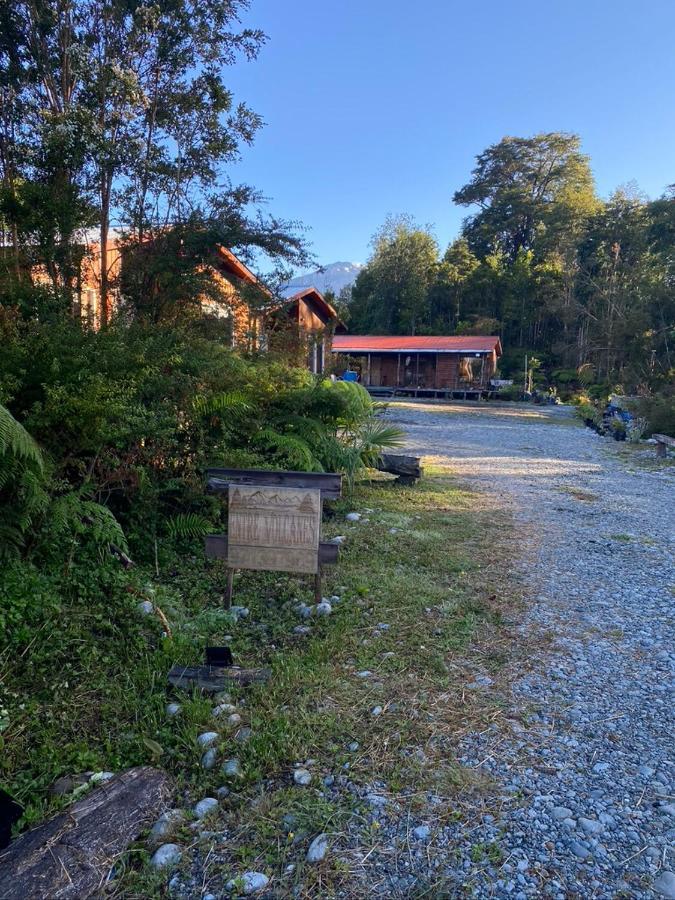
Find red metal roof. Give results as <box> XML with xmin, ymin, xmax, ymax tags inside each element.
<box><xmin>332</xmin><ymin>335</ymin><xmax>502</xmax><ymax>355</ymax></box>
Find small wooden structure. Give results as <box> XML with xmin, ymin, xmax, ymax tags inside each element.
<box><xmin>205</xmin><ymin>467</ymin><xmax>342</xmax><ymax>603</ymax></box>
<box><xmin>653</xmin><ymin>433</ymin><xmax>675</xmax><ymax>458</ymax></box>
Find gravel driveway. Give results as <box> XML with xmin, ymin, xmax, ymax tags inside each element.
<box><xmin>386</xmin><ymin>401</ymin><xmax>675</xmax><ymax>899</ymax></box>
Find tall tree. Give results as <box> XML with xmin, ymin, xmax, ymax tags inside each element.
<box><xmin>454</xmin><ymin>132</ymin><xmax>597</xmax><ymax>260</ymax></box>
<box><xmin>349</xmin><ymin>215</ymin><xmax>438</xmax><ymax>334</ymax></box>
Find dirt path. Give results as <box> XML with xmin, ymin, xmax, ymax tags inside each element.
<box><xmin>384</xmin><ymin>400</ymin><xmax>675</xmax><ymax>898</ymax></box>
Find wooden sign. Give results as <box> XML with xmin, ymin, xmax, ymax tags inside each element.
<box><xmin>227</xmin><ymin>484</ymin><xmax>321</xmax><ymax>574</ymax></box>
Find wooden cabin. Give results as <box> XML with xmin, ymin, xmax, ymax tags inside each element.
<box><xmin>332</xmin><ymin>335</ymin><xmax>503</xmax><ymax>398</ymax></box>
<box><xmin>267</xmin><ymin>286</ymin><xmax>344</xmax><ymax>374</ymax></box>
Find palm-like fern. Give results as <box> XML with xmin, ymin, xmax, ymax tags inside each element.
<box><xmin>0</xmin><ymin>404</ymin><xmax>48</xmax><ymax>557</ymax></box>
<box><xmin>0</xmin><ymin>404</ymin><xmax>43</xmax><ymax>470</ymax></box>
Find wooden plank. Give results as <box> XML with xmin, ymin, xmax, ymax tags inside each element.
<box><xmin>167</xmin><ymin>664</ymin><xmax>271</xmax><ymax>693</ymax></box>
<box><xmin>205</xmin><ymin>535</ymin><xmax>339</xmax><ymax>565</ymax></box>
<box><xmin>228</xmin><ymin>484</ymin><xmax>320</xmax><ymax>574</ymax></box>
<box><xmin>0</xmin><ymin>767</ymin><xmax>170</xmax><ymax>900</ymax></box>
<box><xmin>206</xmin><ymin>468</ymin><xmax>342</xmax><ymax>500</ymax></box>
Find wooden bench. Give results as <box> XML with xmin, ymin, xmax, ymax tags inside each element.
<box><xmin>375</xmin><ymin>453</ymin><xmax>423</xmax><ymax>485</ymax></box>
<box><xmin>653</xmin><ymin>433</ymin><xmax>675</xmax><ymax>458</ymax></box>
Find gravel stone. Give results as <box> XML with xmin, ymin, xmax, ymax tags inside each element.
<box><xmin>196</xmin><ymin>731</ymin><xmax>219</xmax><ymax>748</ymax></box>
<box><xmin>201</xmin><ymin>748</ymin><xmax>217</xmax><ymax>770</ymax></box>
<box><xmin>293</xmin><ymin>767</ymin><xmax>312</xmax><ymax>786</ymax></box>
<box><xmin>165</xmin><ymin>702</ymin><xmax>181</xmax><ymax>717</ymax></box>
<box><xmin>222</xmin><ymin>758</ymin><xmax>243</xmax><ymax>779</ymax></box>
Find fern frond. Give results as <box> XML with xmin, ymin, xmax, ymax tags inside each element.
<box><xmin>0</xmin><ymin>404</ymin><xmax>44</xmax><ymax>469</ymax></box>
<box><xmin>193</xmin><ymin>391</ymin><xmax>252</xmax><ymax>419</ymax></box>
<box><xmin>167</xmin><ymin>512</ymin><xmax>213</xmax><ymax>539</ymax></box>
<box><xmin>256</xmin><ymin>428</ymin><xmax>323</xmax><ymax>472</ymax></box>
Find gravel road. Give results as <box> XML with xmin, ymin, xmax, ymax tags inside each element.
<box><xmin>384</xmin><ymin>400</ymin><xmax>675</xmax><ymax>899</ymax></box>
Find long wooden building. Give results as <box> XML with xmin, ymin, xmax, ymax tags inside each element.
<box><xmin>332</xmin><ymin>335</ymin><xmax>503</xmax><ymax>398</ymax></box>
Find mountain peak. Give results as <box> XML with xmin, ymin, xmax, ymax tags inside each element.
<box><xmin>285</xmin><ymin>261</ymin><xmax>363</xmax><ymax>296</ymax></box>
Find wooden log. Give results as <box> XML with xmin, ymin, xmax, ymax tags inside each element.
<box><xmin>167</xmin><ymin>664</ymin><xmax>271</xmax><ymax>693</ymax></box>
<box><xmin>653</xmin><ymin>433</ymin><xmax>675</xmax><ymax>458</ymax></box>
<box><xmin>375</xmin><ymin>453</ymin><xmax>423</xmax><ymax>482</ymax></box>
<box><xmin>0</xmin><ymin>767</ymin><xmax>170</xmax><ymax>900</ymax></box>
<box><xmin>205</xmin><ymin>534</ymin><xmax>339</xmax><ymax>566</ymax></box>
<box><xmin>206</xmin><ymin>468</ymin><xmax>342</xmax><ymax>500</ymax></box>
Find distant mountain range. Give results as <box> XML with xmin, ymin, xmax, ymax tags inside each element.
<box><xmin>284</xmin><ymin>261</ymin><xmax>363</xmax><ymax>297</ymax></box>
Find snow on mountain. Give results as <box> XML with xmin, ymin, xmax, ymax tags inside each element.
<box><xmin>283</xmin><ymin>261</ymin><xmax>363</xmax><ymax>297</ymax></box>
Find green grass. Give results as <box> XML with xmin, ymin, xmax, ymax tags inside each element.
<box><xmin>3</xmin><ymin>469</ymin><xmax>517</xmax><ymax>896</ymax></box>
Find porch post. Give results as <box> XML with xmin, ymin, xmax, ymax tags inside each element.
<box><xmin>416</xmin><ymin>353</ymin><xmax>420</xmax><ymax>385</ymax></box>
<box><xmin>367</xmin><ymin>353</ymin><xmax>371</xmax><ymax>385</ymax></box>
<box><xmin>396</xmin><ymin>353</ymin><xmax>401</xmax><ymax>386</ymax></box>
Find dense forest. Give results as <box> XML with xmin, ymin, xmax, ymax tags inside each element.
<box><xmin>347</xmin><ymin>134</ymin><xmax>675</xmax><ymax>398</ymax></box>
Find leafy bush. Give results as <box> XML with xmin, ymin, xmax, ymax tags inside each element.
<box><xmin>635</xmin><ymin>392</ymin><xmax>675</xmax><ymax>437</ymax></box>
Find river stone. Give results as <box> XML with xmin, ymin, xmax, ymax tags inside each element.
<box><xmin>149</xmin><ymin>809</ymin><xmax>185</xmax><ymax>842</ymax></box>
<box><xmin>226</xmin><ymin>872</ymin><xmax>269</xmax><ymax>894</ymax></box>
<box><xmin>193</xmin><ymin>797</ymin><xmax>218</xmax><ymax>819</ymax></box>
<box><xmin>165</xmin><ymin>702</ymin><xmax>181</xmax><ymax>717</ymax></box>
<box><xmin>315</xmin><ymin>601</ymin><xmax>332</xmax><ymax>617</ymax></box>
<box><xmin>306</xmin><ymin>833</ymin><xmax>329</xmax><ymax>862</ymax></box>
<box><xmin>151</xmin><ymin>843</ymin><xmax>182</xmax><ymax>868</ymax></box>
<box><xmin>196</xmin><ymin>731</ymin><xmax>219</xmax><ymax>748</ymax></box>
<box><xmin>294</xmin><ymin>767</ymin><xmax>312</xmax><ymax>786</ymax></box>
<box><xmin>201</xmin><ymin>748</ymin><xmax>217</xmax><ymax>770</ymax></box>
<box><xmin>213</xmin><ymin>703</ymin><xmax>237</xmax><ymax>717</ymax></box>
<box><xmin>346</xmin><ymin>512</ymin><xmax>362</xmax><ymax>521</ymax></box>
<box><xmin>413</xmin><ymin>824</ymin><xmax>431</xmax><ymax>841</ymax></box>
<box><xmin>137</xmin><ymin>600</ymin><xmax>154</xmax><ymax>615</ymax></box>
<box><xmin>222</xmin><ymin>758</ymin><xmax>243</xmax><ymax>779</ymax></box>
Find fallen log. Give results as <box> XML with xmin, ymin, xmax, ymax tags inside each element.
<box><xmin>0</xmin><ymin>767</ymin><xmax>170</xmax><ymax>900</ymax></box>
<box><xmin>168</xmin><ymin>664</ymin><xmax>272</xmax><ymax>693</ymax></box>
<box><xmin>375</xmin><ymin>453</ymin><xmax>423</xmax><ymax>484</ymax></box>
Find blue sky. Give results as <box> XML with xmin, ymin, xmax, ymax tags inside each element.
<box><xmin>226</xmin><ymin>0</ymin><xmax>675</xmax><ymax>271</ymax></box>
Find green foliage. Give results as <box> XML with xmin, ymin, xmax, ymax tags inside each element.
<box><xmin>346</xmin><ymin>134</ymin><xmax>673</xmax><ymax>396</ymax></box>
<box><xmin>635</xmin><ymin>391</ymin><xmax>675</xmax><ymax>437</ymax></box>
<box><xmin>166</xmin><ymin>513</ymin><xmax>214</xmax><ymax>540</ymax></box>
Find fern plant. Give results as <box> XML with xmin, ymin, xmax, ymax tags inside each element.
<box><xmin>0</xmin><ymin>404</ymin><xmax>48</xmax><ymax>557</ymax></box>
<box><xmin>167</xmin><ymin>512</ymin><xmax>213</xmax><ymax>539</ymax></box>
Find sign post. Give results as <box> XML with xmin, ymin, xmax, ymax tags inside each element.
<box><xmin>205</xmin><ymin>468</ymin><xmax>342</xmax><ymax>606</ymax></box>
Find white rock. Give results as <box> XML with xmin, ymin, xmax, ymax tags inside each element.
<box><xmin>150</xmin><ymin>843</ymin><xmax>182</xmax><ymax>868</ymax></box>
<box><xmin>222</xmin><ymin>758</ymin><xmax>243</xmax><ymax>779</ymax></box>
<box><xmin>201</xmin><ymin>748</ymin><xmax>217</xmax><ymax>770</ymax></box>
<box><xmin>357</xmin><ymin>670</ymin><xmax>372</xmax><ymax>678</ymax></box>
<box><xmin>293</xmin><ymin>767</ymin><xmax>312</xmax><ymax>786</ymax></box>
<box><xmin>306</xmin><ymin>833</ymin><xmax>329</xmax><ymax>863</ymax></box>
<box><xmin>193</xmin><ymin>797</ymin><xmax>218</xmax><ymax>819</ymax></box>
<box><xmin>213</xmin><ymin>703</ymin><xmax>237</xmax><ymax>717</ymax></box>
<box><xmin>331</xmin><ymin>535</ymin><xmax>346</xmax><ymax>544</ymax></box>
<box><xmin>149</xmin><ymin>809</ymin><xmax>184</xmax><ymax>842</ymax></box>
<box><xmin>227</xmin><ymin>713</ymin><xmax>242</xmax><ymax>726</ymax></box>
<box><xmin>226</xmin><ymin>872</ymin><xmax>270</xmax><ymax>894</ymax></box>
<box><xmin>166</xmin><ymin>702</ymin><xmax>181</xmax><ymax>717</ymax></box>
<box><xmin>315</xmin><ymin>601</ymin><xmax>332</xmax><ymax>617</ymax></box>
<box><xmin>346</xmin><ymin>512</ymin><xmax>361</xmax><ymax>521</ymax></box>
<box><xmin>413</xmin><ymin>824</ymin><xmax>431</xmax><ymax>841</ymax></box>
<box><xmin>137</xmin><ymin>600</ymin><xmax>154</xmax><ymax>615</ymax></box>
<box><xmin>371</xmin><ymin>706</ymin><xmax>383</xmax><ymax>717</ymax></box>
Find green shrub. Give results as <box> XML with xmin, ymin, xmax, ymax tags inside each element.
<box><xmin>635</xmin><ymin>392</ymin><xmax>675</xmax><ymax>437</ymax></box>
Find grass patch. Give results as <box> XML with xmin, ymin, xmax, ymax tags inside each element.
<box><xmin>4</xmin><ymin>468</ymin><xmax>517</xmax><ymax>896</ymax></box>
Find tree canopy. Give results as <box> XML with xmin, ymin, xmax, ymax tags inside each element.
<box><xmin>345</xmin><ymin>133</ymin><xmax>674</xmax><ymax>394</ymax></box>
